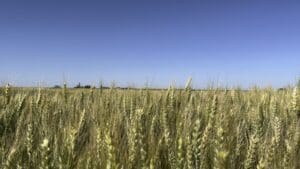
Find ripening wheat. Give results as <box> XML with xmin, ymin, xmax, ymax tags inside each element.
<box><xmin>0</xmin><ymin>82</ymin><xmax>299</xmax><ymax>169</ymax></box>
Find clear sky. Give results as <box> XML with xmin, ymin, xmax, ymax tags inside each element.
<box><xmin>0</xmin><ymin>0</ymin><xmax>299</xmax><ymax>88</ymax></box>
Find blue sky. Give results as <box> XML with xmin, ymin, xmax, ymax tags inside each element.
<box><xmin>0</xmin><ymin>0</ymin><xmax>299</xmax><ymax>88</ymax></box>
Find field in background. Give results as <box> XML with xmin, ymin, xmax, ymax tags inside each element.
<box><xmin>0</xmin><ymin>83</ymin><xmax>300</xmax><ymax>169</ymax></box>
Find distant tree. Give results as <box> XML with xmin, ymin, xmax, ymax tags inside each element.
<box><xmin>278</xmin><ymin>88</ymin><xmax>287</xmax><ymax>91</ymax></box>
<box><xmin>84</xmin><ymin>85</ymin><xmax>91</xmax><ymax>89</ymax></box>
<box><xmin>53</xmin><ymin>85</ymin><xmax>61</xmax><ymax>89</ymax></box>
<box><xmin>74</xmin><ymin>82</ymin><xmax>81</xmax><ymax>88</ymax></box>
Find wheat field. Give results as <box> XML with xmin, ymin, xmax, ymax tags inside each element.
<box><xmin>0</xmin><ymin>82</ymin><xmax>300</xmax><ymax>169</ymax></box>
